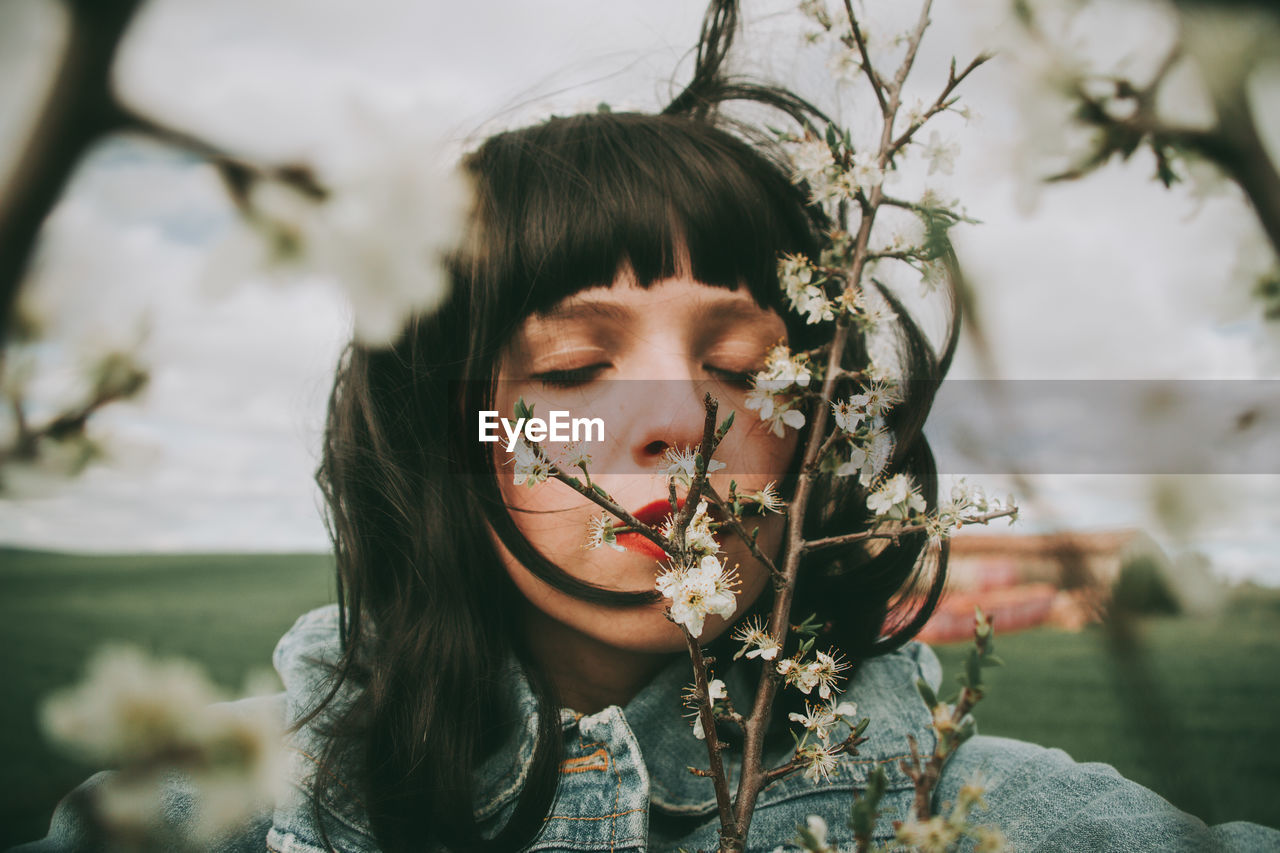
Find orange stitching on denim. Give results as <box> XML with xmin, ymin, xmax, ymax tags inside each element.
<box><xmin>292</xmin><ymin>746</ymin><xmax>367</xmax><ymax>807</ymax></box>
<box><xmin>560</xmin><ymin>746</ymin><xmax>610</xmax><ymax>774</ymax></box>
<box><xmin>568</xmin><ymin>728</ymin><xmax>623</xmax><ymax>849</ymax></box>
<box><xmin>607</xmin><ymin>730</ymin><xmax>623</xmax><ymax>851</ymax></box>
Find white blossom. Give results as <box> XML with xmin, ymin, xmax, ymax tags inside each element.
<box><xmin>746</xmin><ymin>347</ymin><xmax>812</xmax><ymax>437</ymax></box>
<box><xmin>828</xmin><ymin>47</ymin><xmax>863</xmax><ymax>84</ymax></box>
<box><xmin>661</xmin><ymin>447</ymin><xmax>727</xmax><ymax>489</ymax></box>
<box><xmin>732</xmin><ymin>616</ymin><xmax>782</xmax><ymax>661</ymax></box>
<box><xmin>757</xmin><ymin>345</ymin><xmax>814</xmax><ymax>389</ymax></box>
<box><xmin>778</xmin><ymin>253</ymin><xmax>814</xmax><ymax>292</ymax></box>
<box><xmin>510</xmin><ymin>440</ymin><xmax>552</xmax><ymax>487</ymax></box>
<box><xmin>835</xmin><ymin>422</ymin><xmax>894</xmax><ymax>486</ymax></box>
<box><xmin>844</xmin><ymin>153</ymin><xmax>885</xmax><ymax>194</ymax></box>
<box><xmin>788</xmin><ymin>700</ymin><xmax>840</xmax><ymax>743</ymax></box>
<box><xmin>756</xmin><ymin>403</ymin><xmax>807</xmax><ymax>438</ymax></box>
<box><xmin>795</xmin><ymin>286</ymin><xmax>835</xmax><ymax>324</ymax></box>
<box><xmin>900</xmin><ymin>98</ymin><xmax>929</xmax><ymax>132</ymax></box>
<box><xmin>655</xmin><ymin>555</ymin><xmax>740</xmax><ymax>637</ymax></box>
<box><xmin>833</xmin><ymin>285</ymin><xmax>868</xmax><ymax>320</ymax></box>
<box><xmin>788</xmin><ymin>138</ymin><xmax>837</xmax><ymax>201</ymax></box>
<box><xmin>753</xmin><ymin>481</ymin><xmax>785</xmax><ymax>513</ymax></box>
<box><xmin>707</xmin><ymin>678</ymin><xmax>728</xmax><ymax>701</ymax></box>
<box><xmin>795</xmin><ymin>813</ymin><xmax>834</xmax><ymax>853</ymax></box>
<box><xmin>779</xmin><ymin>650</ymin><xmax>849</xmax><ymax>699</ymax></box>
<box><xmin>861</xmin><ymin>379</ymin><xmax>901</xmax><ymax>417</ymax></box>
<box><xmin>663</xmin><ymin>500</ymin><xmax>720</xmax><ymax>556</ymax></box>
<box><xmin>831</xmin><ymin>398</ymin><xmax>868</xmax><ymax>433</ymax></box>
<box><xmin>919</xmin><ymin>258</ymin><xmax>948</xmax><ymax>295</ymax></box>
<box><xmin>867</xmin><ymin>472</ymin><xmax>926</xmax><ymax>519</ymax></box>
<box><xmin>808</xmin><ymin>650</ymin><xmax>850</xmax><ymax>700</ymax></box>
<box><xmin>921</xmin><ymin>130</ymin><xmax>958</xmax><ymax>176</ymax></box>
<box><xmin>798</xmin><ymin>743</ymin><xmax>841</xmax><ymax>782</ymax></box>
<box><xmin>584</xmin><ymin>513</ymin><xmax>624</xmax><ymax>551</ymax></box>
<box><xmin>833</xmin><ymin>700</ymin><xmax>857</xmax><ymax>719</ymax></box>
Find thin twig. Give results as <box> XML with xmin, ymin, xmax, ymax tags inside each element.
<box><xmin>801</xmin><ymin>507</ymin><xmax>1018</xmax><ymax>554</ymax></box>
<box><xmin>842</xmin><ymin>0</ymin><xmax>888</xmax><ymax>116</ymax></box>
<box><xmin>685</xmin><ymin>632</ymin><xmax>739</xmax><ymax>846</ymax></box>
<box><xmin>702</xmin><ymin>484</ymin><xmax>783</xmax><ymax>586</ymax></box>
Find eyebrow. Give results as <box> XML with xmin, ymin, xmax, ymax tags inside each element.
<box><xmin>537</xmin><ymin>300</ymin><xmax>634</xmax><ymax>324</ymax></box>
<box><xmin>539</xmin><ymin>293</ymin><xmax>775</xmax><ymax>326</ymax></box>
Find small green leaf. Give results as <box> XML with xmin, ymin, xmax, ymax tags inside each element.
<box><xmin>980</xmin><ymin>654</ymin><xmax>1005</xmax><ymax>668</ymax></box>
<box><xmin>848</xmin><ymin>765</ymin><xmax>887</xmax><ymax>836</ymax></box>
<box><xmin>916</xmin><ymin>678</ymin><xmax>938</xmax><ymax>709</ymax></box>
<box><xmin>965</xmin><ymin>650</ymin><xmax>982</xmax><ymax>689</ymax></box>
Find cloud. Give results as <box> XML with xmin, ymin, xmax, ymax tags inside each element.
<box><xmin>1</xmin><ymin>0</ymin><xmax>1277</xmax><ymax>583</ymax></box>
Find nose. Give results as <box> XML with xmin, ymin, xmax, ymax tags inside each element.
<box><xmin>628</xmin><ymin>371</ymin><xmax>711</xmax><ymax>469</ymax></box>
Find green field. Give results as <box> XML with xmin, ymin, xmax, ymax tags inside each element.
<box><xmin>2</xmin><ymin>549</ymin><xmax>1278</xmax><ymax>848</ymax></box>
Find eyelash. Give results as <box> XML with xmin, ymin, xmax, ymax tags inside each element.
<box><xmin>532</xmin><ymin>364</ymin><xmax>756</xmax><ymax>389</ymax></box>
<box><xmin>533</xmin><ymin>364</ymin><xmax>609</xmax><ymax>388</ymax></box>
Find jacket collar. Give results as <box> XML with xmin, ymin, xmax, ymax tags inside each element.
<box><xmin>276</xmin><ymin>606</ymin><xmax>943</xmax><ymax>831</ymax></box>
<box><xmin>470</xmin><ymin>640</ymin><xmax>943</xmax><ymax>818</ymax></box>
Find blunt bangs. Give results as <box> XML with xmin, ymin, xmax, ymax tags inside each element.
<box><xmin>465</xmin><ymin>112</ymin><xmax>819</xmax><ymax>319</ymax></box>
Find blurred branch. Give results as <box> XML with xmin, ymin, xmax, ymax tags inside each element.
<box><xmin>0</xmin><ymin>0</ymin><xmax>143</xmax><ymax>348</ymax></box>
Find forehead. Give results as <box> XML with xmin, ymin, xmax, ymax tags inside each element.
<box><xmin>527</xmin><ymin>276</ymin><xmax>783</xmax><ymax>333</ymax></box>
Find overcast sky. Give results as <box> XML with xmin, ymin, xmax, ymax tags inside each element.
<box><xmin>1</xmin><ymin>0</ymin><xmax>1277</xmax><ymax>583</ymax></box>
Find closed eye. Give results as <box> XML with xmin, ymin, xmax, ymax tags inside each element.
<box><xmin>532</xmin><ymin>363</ymin><xmax>610</xmax><ymax>388</ymax></box>
<box><xmin>706</xmin><ymin>365</ymin><xmax>757</xmax><ymax>390</ymax></box>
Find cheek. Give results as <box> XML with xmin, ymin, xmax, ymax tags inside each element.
<box><xmin>721</xmin><ymin>414</ymin><xmax>801</xmax><ymax>481</ymax></box>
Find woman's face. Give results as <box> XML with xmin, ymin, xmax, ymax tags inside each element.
<box><xmin>489</xmin><ymin>271</ymin><xmax>799</xmax><ymax>655</ymax></box>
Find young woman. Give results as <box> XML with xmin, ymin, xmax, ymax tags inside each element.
<box><xmin>18</xmin><ymin>2</ymin><xmax>1280</xmax><ymax>852</ymax></box>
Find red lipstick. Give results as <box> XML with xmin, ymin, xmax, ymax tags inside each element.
<box><xmin>614</xmin><ymin>497</ymin><xmax>728</xmax><ymax>560</ymax></box>
<box><xmin>616</xmin><ymin>498</ymin><xmax>682</xmax><ymax>560</ymax></box>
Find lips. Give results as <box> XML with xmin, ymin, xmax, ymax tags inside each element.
<box><xmin>615</xmin><ymin>497</ymin><xmax>726</xmax><ymax>561</ymax></box>
<box><xmin>616</xmin><ymin>499</ymin><xmax>682</xmax><ymax>560</ymax></box>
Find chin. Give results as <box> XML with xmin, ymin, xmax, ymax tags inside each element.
<box><xmin>591</xmin><ymin>608</ymin><xmax>734</xmax><ymax>655</ymax></box>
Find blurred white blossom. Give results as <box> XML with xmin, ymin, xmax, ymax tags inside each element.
<box><xmin>40</xmin><ymin>645</ymin><xmax>285</xmax><ymax>846</ymax></box>
<box><xmin>219</xmin><ymin>95</ymin><xmax>474</xmax><ymax>345</ymax></box>
<box><xmin>894</xmin><ymin>814</ymin><xmax>961</xmax><ymax>853</ymax></box>
<box><xmin>921</xmin><ymin>130</ymin><xmax>957</xmax><ymax>176</ymax></box>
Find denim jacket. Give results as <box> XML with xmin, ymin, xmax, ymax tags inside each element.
<box><xmin>16</xmin><ymin>605</ymin><xmax>1279</xmax><ymax>852</ymax></box>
